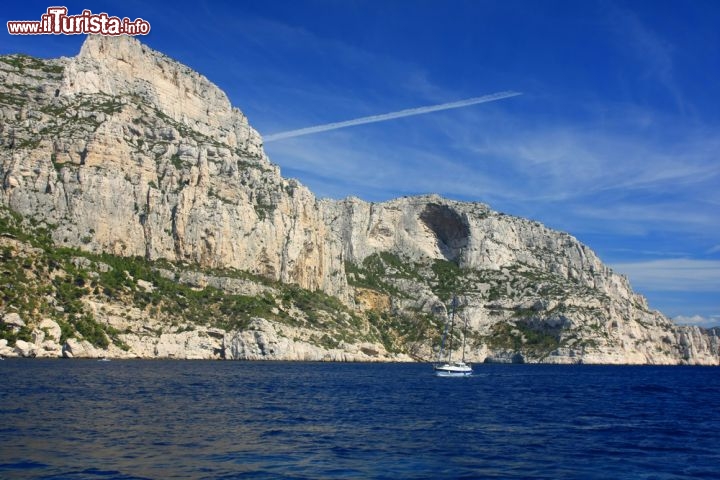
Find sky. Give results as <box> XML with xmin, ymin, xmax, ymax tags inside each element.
<box><xmin>2</xmin><ymin>1</ymin><xmax>719</xmax><ymax>327</ymax></box>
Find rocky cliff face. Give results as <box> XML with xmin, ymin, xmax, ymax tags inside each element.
<box><xmin>321</xmin><ymin>196</ymin><xmax>719</xmax><ymax>365</ymax></box>
<box><xmin>1</xmin><ymin>36</ymin><xmax>717</xmax><ymax>364</ymax></box>
<box><xmin>1</xmin><ymin>35</ymin><xmax>345</xmax><ymax>297</ymax></box>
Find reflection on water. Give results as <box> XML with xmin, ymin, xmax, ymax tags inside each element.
<box><xmin>1</xmin><ymin>361</ymin><xmax>719</xmax><ymax>479</ymax></box>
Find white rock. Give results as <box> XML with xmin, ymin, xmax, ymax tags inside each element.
<box><xmin>14</xmin><ymin>340</ymin><xmax>36</xmax><ymax>358</ymax></box>
<box><xmin>0</xmin><ymin>339</ymin><xmax>16</xmax><ymax>358</ymax></box>
<box><xmin>136</xmin><ymin>279</ymin><xmax>155</xmax><ymax>292</ymax></box>
<box><xmin>39</xmin><ymin>319</ymin><xmax>62</xmax><ymax>343</ymax></box>
<box><xmin>31</xmin><ymin>328</ymin><xmax>45</xmax><ymax>345</ymax></box>
<box><xmin>2</xmin><ymin>312</ymin><xmax>25</xmax><ymax>329</ymax></box>
<box><xmin>63</xmin><ymin>338</ymin><xmax>102</xmax><ymax>359</ymax></box>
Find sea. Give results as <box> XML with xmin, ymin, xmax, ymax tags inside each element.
<box><xmin>1</xmin><ymin>360</ymin><xmax>718</xmax><ymax>479</ymax></box>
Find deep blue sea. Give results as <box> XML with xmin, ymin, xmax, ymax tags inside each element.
<box><xmin>1</xmin><ymin>361</ymin><xmax>718</xmax><ymax>479</ymax></box>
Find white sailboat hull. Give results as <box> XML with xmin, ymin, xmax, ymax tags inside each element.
<box><xmin>434</xmin><ymin>362</ymin><xmax>473</xmax><ymax>377</ymax></box>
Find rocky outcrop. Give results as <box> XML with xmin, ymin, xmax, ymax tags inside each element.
<box><xmin>0</xmin><ymin>35</ymin><xmax>346</xmax><ymax>298</ymax></box>
<box><xmin>224</xmin><ymin>317</ymin><xmax>404</xmax><ymax>362</ymax></box>
<box><xmin>323</xmin><ymin>195</ymin><xmax>718</xmax><ymax>364</ymax></box>
<box><xmin>323</xmin><ymin>194</ymin><xmax>635</xmax><ymax>303</ymax></box>
<box><xmin>0</xmin><ymin>36</ymin><xmax>716</xmax><ymax>365</ymax></box>
<box><xmin>62</xmin><ymin>35</ymin><xmax>263</xmax><ymax>157</ymax></box>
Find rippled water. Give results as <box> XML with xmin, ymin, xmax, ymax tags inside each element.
<box><xmin>1</xmin><ymin>360</ymin><xmax>718</xmax><ymax>479</ymax></box>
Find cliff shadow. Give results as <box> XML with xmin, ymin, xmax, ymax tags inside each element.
<box><xmin>419</xmin><ymin>203</ymin><xmax>470</xmax><ymax>262</ymax></box>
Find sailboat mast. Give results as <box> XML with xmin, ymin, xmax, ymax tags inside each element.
<box><xmin>437</xmin><ymin>316</ymin><xmax>450</xmax><ymax>363</ymax></box>
<box><xmin>447</xmin><ymin>296</ymin><xmax>458</xmax><ymax>363</ymax></box>
<box><xmin>461</xmin><ymin>312</ymin><xmax>468</xmax><ymax>363</ymax></box>
<box><xmin>433</xmin><ymin>293</ymin><xmax>473</xmax><ymax>376</ymax></box>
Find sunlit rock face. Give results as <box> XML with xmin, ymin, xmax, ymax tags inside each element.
<box><xmin>0</xmin><ymin>35</ymin><xmax>346</xmax><ymax>298</ymax></box>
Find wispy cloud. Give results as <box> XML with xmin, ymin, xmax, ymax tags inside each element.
<box><xmin>462</xmin><ymin>116</ymin><xmax>720</xmax><ymax>199</ymax></box>
<box><xmin>673</xmin><ymin>314</ymin><xmax>720</xmax><ymax>328</ymax></box>
<box><xmin>264</xmin><ymin>132</ymin><xmax>504</xmax><ymax>201</ymax></box>
<box><xmin>605</xmin><ymin>3</ymin><xmax>687</xmax><ymax>114</ymax></box>
<box><xmin>574</xmin><ymin>203</ymin><xmax>719</xmax><ymax>234</ymax></box>
<box><xmin>610</xmin><ymin>259</ymin><xmax>720</xmax><ymax>292</ymax></box>
<box><xmin>266</xmin><ymin>93</ymin><xmax>720</xmax><ymax>246</ymax></box>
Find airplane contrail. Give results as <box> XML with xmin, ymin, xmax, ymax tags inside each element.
<box><xmin>263</xmin><ymin>90</ymin><xmax>522</xmax><ymax>142</ymax></box>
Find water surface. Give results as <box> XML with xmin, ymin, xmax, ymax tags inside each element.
<box><xmin>1</xmin><ymin>361</ymin><xmax>718</xmax><ymax>479</ymax></box>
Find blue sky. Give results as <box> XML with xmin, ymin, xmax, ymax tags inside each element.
<box><xmin>3</xmin><ymin>1</ymin><xmax>719</xmax><ymax>326</ymax></box>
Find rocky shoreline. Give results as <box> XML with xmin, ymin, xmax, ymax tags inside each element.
<box><xmin>4</xmin><ymin>311</ymin><xmax>717</xmax><ymax>365</ymax></box>
<box><xmin>0</xmin><ymin>313</ymin><xmax>411</xmax><ymax>362</ymax></box>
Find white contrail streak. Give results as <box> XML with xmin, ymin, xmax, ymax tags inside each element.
<box><xmin>263</xmin><ymin>90</ymin><xmax>522</xmax><ymax>142</ymax></box>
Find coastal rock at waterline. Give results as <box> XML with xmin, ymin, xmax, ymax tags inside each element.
<box><xmin>676</xmin><ymin>326</ymin><xmax>720</xmax><ymax>365</ymax></box>
<box><xmin>224</xmin><ymin>318</ymin><xmax>314</xmax><ymax>361</ymax></box>
<box><xmin>37</xmin><ymin>340</ymin><xmax>63</xmax><ymax>358</ymax></box>
<box><xmin>23</xmin><ymin>320</ymin><xmax>65</xmax><ymax>358</ymax></box>
<box><xmin>0</xmin><ymin>339</ymin><xmax>12</xmax><ymax>357</ymax></box>
<box><xmin>62</xmin><ymin>338</ymin><xmax>102</xmax><ymax>359</ymax></box>
<box><xmin>122</xmin><ymin>328</ymin><xmax>225</xmax><ymax>360</ymax></box>
<box><xmin>13</xmin><ymin>339</ymin><xmax>36</xmax><ymax>358</ymax></box>
<box><xmin>483</xmin><ymin>351</ymin><xmax>526</xmax><ymax>364</ymax></box>
<box><xmin>224</xmin><ymin>318</ymin><xmax>405</xmax><ymax>362</ymax></box>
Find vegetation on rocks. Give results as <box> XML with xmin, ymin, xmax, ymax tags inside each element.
<box><xmin>0</xmin><ymin>207</ymin><xmax>425</xmax><ymax>355</ymax></box>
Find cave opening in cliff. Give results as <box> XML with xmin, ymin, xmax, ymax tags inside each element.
<box><xmin>419</xmin><ymin>203</ymin><xmax>470</xmax><ymax>262</ymax></box>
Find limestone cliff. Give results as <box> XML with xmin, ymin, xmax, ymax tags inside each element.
<box><xmin>322</xmin><ymin>196</ymin><xmax>720</xmax><ymax>365</ymax></box>
<box><xmin>1</xmin><ymin>35</ymin><xmax>345</xmax><ymax>297</ymax></box>
<box><xmin>1</xmin><ymin>36</ymin><xmax>717</xmax><ymax>364</ymax></box>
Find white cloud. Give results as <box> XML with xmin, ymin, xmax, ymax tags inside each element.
<box><xmin>610</xmin><ymin>259</ymin><xmax>720</xmax><ymax>292</ymax></box>
<box><xmin>464</xmin><ymin>118</ymin><xmax>720</xmax><ymax>200</ymax></box>
<box><xmin>264</xmin><ymin>96</ymin><xmax>720</xmax><ymax>257</ymax></box>
<box><xmin>574</xmin><ymin>203</ymin><xmax>718</xmax><ymax>233</ymax></box>
<box><xmin>264</xmin><ymin>127</ymin><xmax>508</xmax><ymax>202</ymax></box>
<box><xmin>673</xmin><ymin>314</ymin><xmax>720</xmax><ymax>328</ymax></box>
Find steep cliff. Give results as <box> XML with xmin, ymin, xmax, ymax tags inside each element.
<box><xmin>1</xmin><ymin>36</ymin><xmax>717</xmax><ymax>364</ymax></box>
<box><xmin>323</xmin><ymin>196</ymin><xmax>719</xmax><ymax>364</ymax></box>
<box><xmin>1</xmin><ymin>35</ymin><xmax>345</xmax><ymax>297</ymax></box>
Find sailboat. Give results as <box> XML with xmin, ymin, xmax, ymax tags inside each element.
<box><xmin>434</xmin><ymin>296</ymin><xmax>473</xmax><ymax>377</ymax></box>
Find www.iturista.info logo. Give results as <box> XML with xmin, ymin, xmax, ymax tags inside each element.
<box><xmin>7</xmin><ymin>7</ymin><xmax>150</xmax><ymax>35</ymax></box>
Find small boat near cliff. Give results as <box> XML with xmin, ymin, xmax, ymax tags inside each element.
<box><xmin>434</xmin><ymin>296</ymin><xmax>472</xmax><ymax>377</ymax></box>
